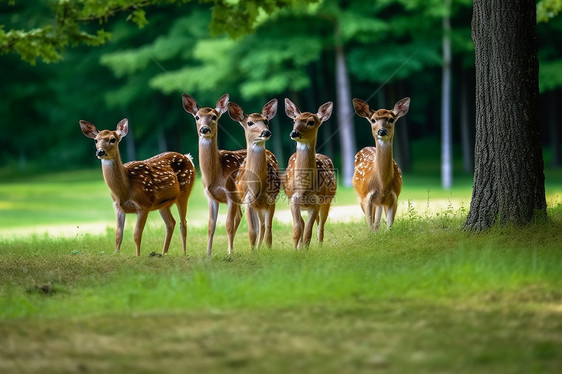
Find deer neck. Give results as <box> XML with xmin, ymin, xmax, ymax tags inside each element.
<box><xmin>293</xmin><ymin>141</ymin><xmax>317</xmax><ymax>191</ymax></box>
<box><xmin>244</xmin><ymin>143</ymin><xmax>267</xmax><ymax>190</ymax></box>
<box><xmin>198</xmin><ymin>136</ymin><xmax>221</xmax><ymax>185</ymax></box>
<box><xmin>101</xmin><ymin>154</ymin><xmax>130</xmax><ymax>201</ymax></box>
<box><xmin>374</xmin><ymin>140</ymin><xmax>395</xmax><ymax>188</ymax></box>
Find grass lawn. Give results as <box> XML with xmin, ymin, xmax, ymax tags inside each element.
<box><xmin>0</xmin><ymin>167</ymin><xmax>561</xmax><ymax>373</ymax></box>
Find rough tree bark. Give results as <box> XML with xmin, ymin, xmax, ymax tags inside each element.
<box><xmin>465</xmin><ymin>0</ymin><xmax>547</xmax><ymax>230</ymax></box>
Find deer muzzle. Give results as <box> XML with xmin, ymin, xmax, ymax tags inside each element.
<box><xmin>96</xmin><ymin>149</ymin><xmax>107</xmax><ymax>158</ymax></box>
<box><xmin>260</xmin><ymin>130</ymin><xmax>272</xmax><ymax>139</ymax></box>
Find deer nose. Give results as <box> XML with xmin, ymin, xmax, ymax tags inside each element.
<box><xmin>200</xmin><ymin>126</ymin><xmax>211</xmax><ymax>135</ymax></box>
<box><xmin>378</xmin><ymin>129</ymin><xmax>388</xmax><ymax>137</ymax></box>
<box><xmin>261</xmin><ymin>130</ymin><xmax>272</xmax><ymax>138</ymax></box>
<box><xmin>96</xmin><ymin>149</ymin><xmax>107</xmax><ymax>158</ymax></box>
<box><xmin>290</xmin><ymin>130</ymin><xmax>301</xmax><ymax>139</ymax></box>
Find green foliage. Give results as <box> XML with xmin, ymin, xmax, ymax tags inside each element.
<box><xmin>0</xmin><ymin>0</ymin><xmax>318</xmax><ymax>65</ymax></box>
<box><xmin>538</xmin><ymin>0</ymin><xmax>562</xmax><ymax>23</ymax></box>
<box><xmin>539</xmin><ymin>59</ymin><xmax>562</xmax><ymax>92</ymax></box>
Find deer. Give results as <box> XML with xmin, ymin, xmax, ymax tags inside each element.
<box><xmin>351</xmin><ymin>97</ymin><xmax>410</xmax><ymax>231</ymax></box>
<box><xmin>227</xmin><ymin>99</ymin><xmax>281</xmax><ymax>249</ymax></box>
<box><xmin>283</xmin><ymin>99</ymin><xmax>337</xmax><ymax>249</ymax></box>
<box><xmin>182</xmin><ymin>93</ymin><xmax>246</xmax><ymax>256</ymax></box>
<box><xmin>79</xmin><ymin>118</ymin><xmax>195</xmax><ymax>256</ymax></box>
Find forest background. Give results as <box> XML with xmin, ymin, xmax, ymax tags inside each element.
<box><xmin>0</xmin><ymin>0</ymin><xmax>561</xmax><ymax>189</ymax></box>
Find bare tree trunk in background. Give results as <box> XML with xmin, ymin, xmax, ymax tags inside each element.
<box><xmin>270</xmin><ymin>115</ymin><xmax>285</xmax><ymax>169</ymax></box>
<box><xmin>460</xmin><ymin>71</ymin><xmax>474</xmax><ymax>173</ymax></box>
<box><xmin>125</xmin><ymin>121</ymin><xmax>136</xmax><ymax>163</ymax></box>
<box><xmin>465</xmin><ymin>0</ymin><xmax>547</xmax><ymax>230</ymax></box>
<box><xmin>388</xmin><ymin>84</ymin><xmax>411</xmax><ymax>172</ymax></box>
<box><xmin>316</xmin><ymin>56</ymin><xmax>335</xmax><ymax>160</ymax></box>
<box><xmin>334</xmin><ymin>24</ymin><xmax>356</xmax><ymax>187</ymax></box>
<box><xmin>441</xmin><ymin>0</ymin><xmax>453</xmax><ymax>189</ymax></box>
<box><xmin>157</xmin><ymin>127</ymin><xmax>167</xmax><ymax>154</ymax></box>
<box><xmin>547</xmin><ymin>92</ymin><xmax>560</xmax><ymax>167</ymax></box>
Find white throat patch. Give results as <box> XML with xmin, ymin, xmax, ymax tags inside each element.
<box><xmin>296</xmin><ymin>142</ymin><xmax>311</xmax><ymax>152</ymax></box>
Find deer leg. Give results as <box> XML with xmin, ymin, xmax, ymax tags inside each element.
<box><xmin>387</xmin><ymin>195</ymin><xmax>398</xmax><ymax>229</ymax></box>
<box><xmin>264</xmin><ymin>204</ymin><xmax>275</xmax><ymax>248</ymax></box>
<box><xmin>176</xmin><ymin>194</ymin><xmax>188</xmax><ymax>255</ymax></box>
<box><xmin>361</xmin><ymin>198</ymin><xmax>373</xmax><ymax>230</ymax></box>
<box><xmin>257</xmin><ymin>209</ymin><xmax>266</xmax><ymax>248</ymax></box>
<box><xmin>159</xmin><ymin>207</ymin><xmax>176</xmax><ymax>255</ymax></box>
<box><xmin>226</xmin><ymin>199</ymin><xmax>241</xmax><ymax>255</ymax></box>
<box><xmin>303</xmin><ymin>208</ymin><xmax>319</xmax><ymax>247</ymax></box>
<box><xmin>246</xmin><ymin>205</ymin><xmax>258</xmax><ymax>250</ymax></box>
<box><xmin>134</xmin><ymin>210</ymin><xmax>149</xmax><ymax>257</ymax></box>
<box><xmin>317</xmin><ymin>203</ymin><xmax>330</xmax><ymax>243</ymax></box>
<box><xmin>115</xmin><ymin>208</ymin><xmax>126</xmax><ymax>253</ymax></box>
<box><xmin>290</xmin><ymin>199</ymin><xmax>303</xmax><ymax>249</ymax></box>
<box><xmin>373</xmin><ymin>206</ymin><xmax>383</xmax><ymax>232</ymax></box>
<box><xmin>207</xmin><ymin>198</ymin><xmax>219</xmax><ymax>257</ymax></box>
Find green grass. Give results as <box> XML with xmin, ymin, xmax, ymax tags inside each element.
<box><xmin>1</xmin><ymin>168</ymin><xmax>562</xmax><ymax>373</ymax></box>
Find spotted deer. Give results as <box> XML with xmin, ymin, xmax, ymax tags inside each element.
<box><xmin>283</xmin><ymin>99</ymin><xmax>337</xmax><ymax>248</ymax></box>
<box><xmin>352</xmin><ymin>97</ymin><xmax>410</xmax><ymax>231</ymax></box>
<box><xmin>79</xmin><ymin>118</ymin><xmax>195</xmax><ymax>256</ymax></box>
<box><xmin>227</xmin><ymin>99</ymin><xmax>281</xmax><ymax>249</ymax></box>
<box><xmin>182</xmin><ymin>93</ymin><xmax>246</xmax><ymax>256</ymax></box>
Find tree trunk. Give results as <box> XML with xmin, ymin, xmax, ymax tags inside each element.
<box><xmin>441</xmin><ymin>0</ymin><xmax>453</xmax><ymax>189</ymax></box>
<box><xmin>465</xmin><ymin>0</ymin><xmax>547</xmax><ymax>230</ymax></box>
<box><xmin>334</xmin><ymin>24</ymin><xmax>357</xmax><ymax>187</ymax></box>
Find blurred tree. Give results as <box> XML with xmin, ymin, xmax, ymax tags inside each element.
<box><xmin>465</xmin><ymin>0</ymin><xmax>547</xmax><ymax>230</ymax></box>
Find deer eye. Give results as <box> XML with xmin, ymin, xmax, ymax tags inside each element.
<box><xmin>195</xmin><ymin>115</ymin><xmax>200</xmax><ymax>121</ymax></box>
<box><xmin>370</xmin><ymin>118</ymin><xmax>376</xmax><ymax>123</ymax></box>
<box><xmin>307</xmin><ymin>120</ymin><xmax>314</xmax><ymax>126</ymax></box>
<box><xmin>247</xmin><ymin>121</ymin><xmax>254</xmax><ymax>127</ymax></box>
<box><xmin>212</xmin><ymin>115</ymin><xmax>217</xmax><ymax>121</ymax></box>
<box><xmin>264</xmin><ymin>120</ymin><xmax>269</xmax><ymax>125</ymax></box>
<box><xmin>109</xmin><ymin>138</ymin><xmax>116</xmax><ymax>144</ymax></box>
<box><xmin>389</xmin><ymin>118</ymin><xmax>395</xmax><ymax>123</ymax></box>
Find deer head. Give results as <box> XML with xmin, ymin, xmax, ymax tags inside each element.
<box><xmin>352</xmin><ymin>97</ymin><xmax>410</xmax><ymax>146</ymax></box>
<box><xmin>228</xmin><ymin>99</ymin><xmax>278</xmax><ymax>148</ymax></box>
<box><xmin>285</xmin><ymin>99</ymin><xmax>333</xmax><ymax>147</ymax></box>
<box><xmin>80</xmin><ymin>118</ymin><xmax>128</xmax><ymax>160</ymax></box>
<box><xmin>182</xmin><ymin>93</ymin><xmax>229</xmax><ymax>141</ymax></box>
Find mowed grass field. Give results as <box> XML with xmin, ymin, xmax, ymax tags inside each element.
<box><xmin>0</xmin><ymin>166</ymin><xmax>561</xmax><ymax>373</ymax></box>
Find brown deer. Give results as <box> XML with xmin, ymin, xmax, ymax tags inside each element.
<box><xmin>352</xmin><ymin>97</ymin><xmax>410</xmax><ymax>231</ymax></box>
<box><xmin>283</xmin><ymin>99</ymin><xmax>337</xmax><ymax>248</ymax></box>
<box><xmin>182</xmin><ymin>93</ymin><xmax>246</xmax><ymax>256</ymax></box>
<box><xmin>79</xmin><ymin>118</ymin><xmax>195</xmax><ymax>256</ymax></box>
<box><xmin>227</xmin><ymin>99</ymin><xmax>281</xmax><ymax>249</ymax></box>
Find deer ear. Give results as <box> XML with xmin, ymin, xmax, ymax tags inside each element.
<box><xmin>262</xmin><ymin>98</ymin><xmax>278</xmax><ymax>121</ymax></box>
<box><xmin>182</xmin><ymin>94</ymin><xmax>199</xmax><ymax>116</ymax></box>
<box><xmin>228</xmin><ymin>102</ymin><xmax>246</xmax><ymax>124</ymax></box>
<box><xmin>215</xmin><ymin>93</ymin><xmax>230</xmax><ymax>116</ymax></box>
<box><xmin>317</xmin><ymin>101</ymin><xmax>333</xmax><ymax>122</ymax></box>
<box><xmin>116</xmin><ymin>118</ymin><xmax>129</xmax><ymax>138</ymax></box>
<box><xmin>352</xmin><ymin>98</ymin><xmax>372</xmax><ymax>119</ymax></box>
<box><xmin>393</xmin><ymin>97</ymin><xmax>410</xmax><ymax>118</ymax></box>
<box><xmin>284</xmin><ymin>98</ymin><xmax>300</xmax><ymax>120</ymax></box>
<box><xmin>79</xmin><ymin>120</ymin><xmax>98</xmax><ymax>139</ymax></box>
